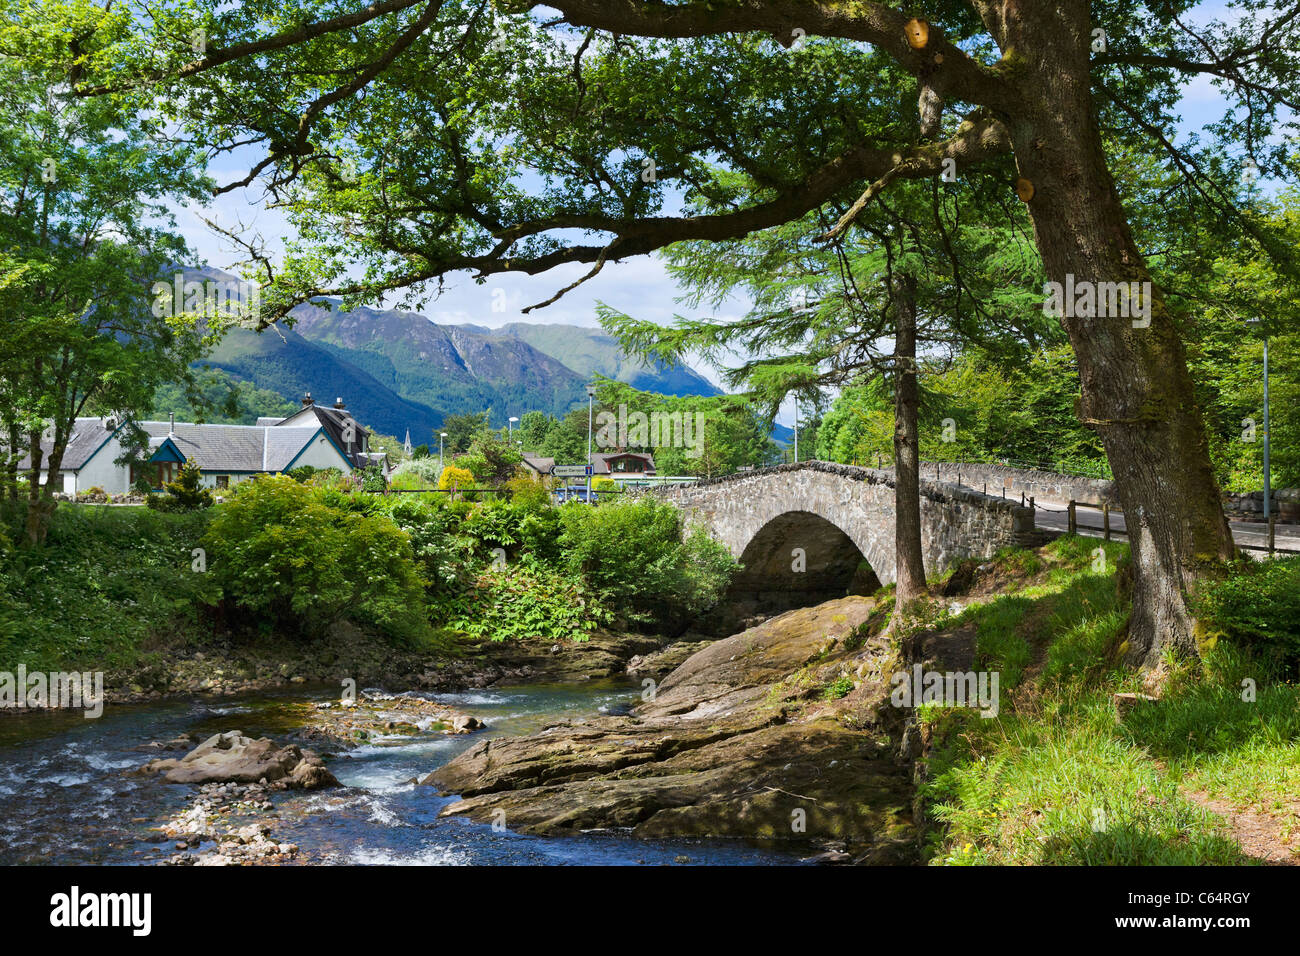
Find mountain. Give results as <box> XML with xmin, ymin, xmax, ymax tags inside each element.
<box><xmin>286</xmin><ymin>301</ymin><xmax>587</xmax><ymax>421</ymax></box>
<box><xmin>183</xmin><ymin>268</ymin><xmax>729</xmax><ymax>440</ymax></box>
<box><xmin>199</xmin><ymin>326</ymin><xmax>445</xmax><ymax>440</ymax></box>
<box><xmin>494</xmin><ymin>323</ymin><xmax>722</xmax><ymax>398</ymax></box>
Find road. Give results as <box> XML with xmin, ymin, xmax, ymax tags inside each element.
<box><xmin>1028</xmin><ymin>498</ymin><xmax>1300</xmax><ymax>556</ymax></box>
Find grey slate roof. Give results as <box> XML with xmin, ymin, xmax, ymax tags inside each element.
<box><xmin>14</xmin><ymin>418</ymin><xmax>119</xmax><ymax>471</ymax></box>
<box><xmin>16</xmin><ymin>418</ymin><xmax>331</xmax><ymax>473</ymax></box>
<box><xmin>133</xmin><ymin>421</ymin><xmax>324</xmax><ymax>472</ymax></box>
<box><xmin>522</xmin><ymin>455</ymin><xmax>555</xmax><ymax>475</ymax></box>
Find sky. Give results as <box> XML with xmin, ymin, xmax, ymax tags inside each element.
<box><xmin>180</xmin><ymin>1</ymin><xmax>1271</xmax><ymax>423</ymax></box>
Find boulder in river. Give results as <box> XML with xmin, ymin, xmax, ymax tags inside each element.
<box><xmin>141</xmin><ymin>731</ymin><xmax>339</xmax><ymax>790</ymax></box>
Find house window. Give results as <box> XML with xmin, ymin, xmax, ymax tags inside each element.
<box><xmin>130</xmin><ymin>462</ymin><xmax>178</xmax><ymax>488</ymax></box>
<box><xmin>215</xmin><ymin>475</ymin><xmax>229</xmax><ymax>489</ymax></box>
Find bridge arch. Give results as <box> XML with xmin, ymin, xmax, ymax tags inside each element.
<box><xmin>655</xmin><ymin>461</ymin><xmax>1035</xmax><ymax>612</ymax></box>
<box><xmin>727</xmin><ymin>510</ymin><xmax>883</xmax><ymax>613</ymax></box>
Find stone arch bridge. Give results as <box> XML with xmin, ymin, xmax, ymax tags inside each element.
<box><xmin>653</xmin><ymin>461</ymin><xmax>1039</xmax><ymax>611</ymax></box>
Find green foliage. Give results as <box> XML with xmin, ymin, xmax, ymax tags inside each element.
<box><xmin>150</xmin><ymin>367</ymin><xmax>297</xmax><ymax>425</ymax></box>
<box><xmin>465</xmin><ymin>431</ymin><xmax>524</xmax><ymax>485</ymax></box>
<box><xmin>0</xmin><ymin>4</ymin><xmax>215</xmax><ymax>543</ymax></box>
<box><xmin>201</xmin><ymin>476</ymin><xmax>430</xmax><ymax>644</ymax></box>
<box><xmin>147</xmin><ymin>461</ymin><xmax>214</xmax><ymax>512</ymax></box>
<box><xmin>438</xmin><ymin>464</ymin><xmax>476</xmax><ymax>491</ymax></box>
<box><xmin>388</xmin><ymin>456</ymin><xmax>442</xmax><ymax>490</ymax></box>
<box><xmin>816</xmin><ymin>346</ymin><xmax>1109</xmax><ymax>476</ymax></box>
<box><xmin>357</xmin><ymin>464</ymin><xmax>387</xmax><ymax>492</ymax></box>
<box><xmin>591</xmin><ymin>380</ymin><xmax>779</xmax><ymax>476</ymax></box>
<box><xmin>558</xmin><ymin>496</ymin><xmax>737</xmax><ymax>627</ymax></box>
<box><xmin>377</xmin><ymin>495</ymin><xmax>475</xmax><ymax>597</ymax></box>
<box><xmin>821</xmin><ymin>675</ymin><xmax>854</xmax><ymax>700</ymax></box>
<box><xmin>0</xmin><ymin>500</ymin><xmax>215</xmax><ymax>673</ymax></box>
<box><xmin>1195</xmin><ymin>557</ymin><xmax>1300</xmax><ymax>670</ymax></box>
<box><xmin>443</xmin><ymin>555</ymin><xmax>609</xmax><ymax>643</ymax></box>
<box><xmin>440</xmin><ymin>411</ymin><xmax>491</xmax><ymax>455</ymax></box>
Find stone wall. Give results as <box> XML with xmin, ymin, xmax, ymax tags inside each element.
<box><xmin>919</xmin><ymin>461</ymin><xmax>1116</xmax><ymax>505</ymax></box>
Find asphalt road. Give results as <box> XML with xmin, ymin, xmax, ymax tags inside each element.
<box><xmin>1029</xmin><ymin>498</ymin><xmax>1300</xmax><ymax>555</ymax></box>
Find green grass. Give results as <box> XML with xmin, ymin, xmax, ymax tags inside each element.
<box><xmin>917</xmin><ymin>535</ymin><xmax>1299</xmax><ymax>866</ymax></box>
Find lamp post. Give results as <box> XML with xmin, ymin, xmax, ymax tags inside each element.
<box><xmin>439</xmin><ymin>431</ymin><xmax>447</xmax><ymax>468</ymax></box>
<box><xmin>1247</xmin><ymin>319</ymin><xmax>1271</xmax><ymax>526</ymax></box>
<box><xmin>586</xmin><ymin>384</ymin><xmax>596</xmax><ymax>499</ymax></box>
<box><xmin>508</xmin><ymin>415</ymin><xmax>518</xmax><ymax>443</ymax></box>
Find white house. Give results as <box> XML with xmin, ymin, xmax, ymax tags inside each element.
<box><xmin>18</xmin><ymin>393</ymin><xmax>386</xmax><ymax>495</ymax></box>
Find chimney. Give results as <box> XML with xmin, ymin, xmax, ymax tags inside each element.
<box><xmin>169</xmin><ymin>412</ymin><xmax>175</xmax><ymax>439</ymax></box>
<box><xmin>333</xmin><ymin>397</ymin><xmax>346</xmax><ymax>410</ymax></box>
<box><xmin>302</xmin><ymin>392</ymin><xmax>314</xmax><ymax>407</ymax></box>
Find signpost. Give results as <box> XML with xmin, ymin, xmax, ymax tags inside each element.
<box><xmin>552</xmin><ymin>464</ymin><xmax>593</xmax><ymax>478</ymax></box>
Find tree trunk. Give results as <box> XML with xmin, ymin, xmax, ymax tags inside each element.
<box><xmin>2</xmin><ymin>422</ymin><xmax>18</xmax><ymax>501</ymax></box>
<box><xmin>998</xmin><ymin>3</ymin><xmax>1236</xmax><ymax>668</ymax></box>
<box><xmin>892</xmin><ymin>272</ymin><xmax>928</xmax><ymax>606</ymax></box>
<box><xmin>23</xmin><ymin>428</ymin><xmax>61</xmax><ymax>547</ymax></box>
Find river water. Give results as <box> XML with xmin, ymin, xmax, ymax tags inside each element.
<box><xmin>0</xmin><ymin>681</ymin><xmax>804</xmax><ymax>866</ymax></box>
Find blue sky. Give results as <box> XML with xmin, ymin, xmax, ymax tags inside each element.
<box><xmin>180</xmin><ymin>1</ymin><xmax>1270</xmax><ymax>421</ymax></box>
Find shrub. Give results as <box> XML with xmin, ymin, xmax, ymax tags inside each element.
<box><xmin>0</xmin><ymin>500</ymin><xmax>215</xmax><ymax>672</ymax></box>
<box><xmin>202</xmin><ymin>476</ymin><xmax>430</xmax><ymax>644</ymax></box>
<box><xmin>379</xmin><ymin>495</ymin><xmax>476</xmax><ymax>595</ymax></box>
<box><xmin>558</xmin><ymin>496</ymin><xmax>736</xmax><ymax>628</ymax></box>
<box><xmin>591</xmin><ymin>476</ymin><xmax>618</xmax><ymax>492</ymax></box>
<box><xmin>438</xmin><ymin>465</ymin><xmax>476</xmax><ymax>492</ymax></box>
<box><xmin>442</xmin><ymin>555</ymin><xmax>610</xmax><ymax>642</ymax></box>
<box><xmin>357</xmin><ymin>464</ymin><xmax>387</xmax><ymax>492</ymax></box>
<box><xmin>1195</xmin><ymin>557</ymin><xmax>1300</xmax><ymax>671</ymax></box>
<box><xmin>147</xmin><ymin>462</ymin><xmax>214</xmax><ymax>512</ymax></box>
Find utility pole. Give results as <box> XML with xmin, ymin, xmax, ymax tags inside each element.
<box><xmin>586</xmin><ymin>384</ymin><xmax>596</xmax><ymax>501</ymax></box>
<box><xmin>1248</xmin><ymin>319</ymin><xmax>1272</xmax><ymax>527</ymax></box>
<box><xmin>439</xmin><ymin>431</ymin><xmax>447</xmax><ymax>469</ymax></box>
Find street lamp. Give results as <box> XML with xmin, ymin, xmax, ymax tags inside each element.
<box><xmin>508</xmin><ymin>416</ymin><xmax>518</xmax><ymax>443</ymax></box>
<box><xmin>439</xmin><ymin>431</ymin><xmax>448</xmax><ymax>468</ymax></box>
<box><xmin>586</xmin><ymin>384</ymin><xmax>596</xmax><ymax>498</ymax></box>
<box><xmin>1247</xmin><ymin>319</ymin><xmax>1272</xmax><ymax>526</ymax></box>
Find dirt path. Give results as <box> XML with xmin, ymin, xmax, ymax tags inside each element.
<box><xmin>1178</xmin><ymin>786</ymin><xmax>1299</xmax><ymax>865</ymax></box>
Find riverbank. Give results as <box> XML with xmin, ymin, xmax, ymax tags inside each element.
<box><xmin>0</xmin><ymin>489</ymin><xmax>737</xmax><ymax>711</ymax></box>
<box><xmin>7</xmin><ymin>621</ymin><xmax>688</xmax><ymax>710</ymax></box>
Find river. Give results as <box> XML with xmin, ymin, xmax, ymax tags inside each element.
<box><xmin>0</xmin><ymin>681</ymin><xmax>805</xmax><ymax>865</ymax></box>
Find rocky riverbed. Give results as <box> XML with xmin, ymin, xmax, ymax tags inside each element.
<box><xmin>423</xmin><ymin>597</ymin><xmax>919</xmax><ymax>864</ymax></box>
<box><xmin>138</xmin><ymin>690</ymin><xmax>493</xmax><ymax>865</ymax></box>
<box><xmin>45</xmin><ymin>621</ymin><xmax>689</xmax><ymax>710</ymax></box>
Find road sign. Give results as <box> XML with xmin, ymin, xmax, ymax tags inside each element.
<box><xmin>553</xmin><ymin>464</ymin><xmax>592</xmax><ymax>478</ymax></box>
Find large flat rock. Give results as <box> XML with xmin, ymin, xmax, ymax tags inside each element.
<box><xmin>423</xmin><ymin>597</ymin><xmax>916</xmax><ymax>861</ymax></box>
